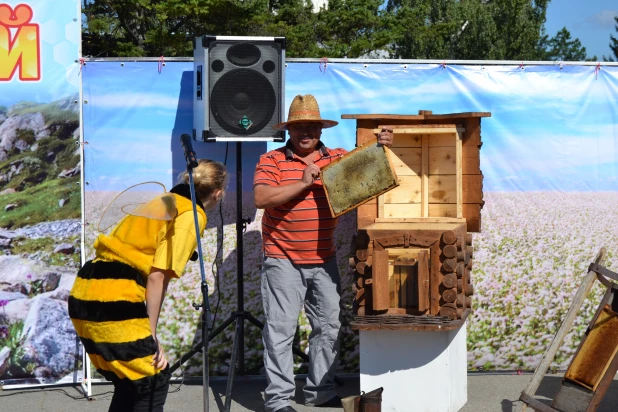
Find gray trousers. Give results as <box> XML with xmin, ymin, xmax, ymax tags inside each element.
<box><xmin>261</xmin><ymin>256</ymin><xmax>341</xmax><ymax>412</ymax></box>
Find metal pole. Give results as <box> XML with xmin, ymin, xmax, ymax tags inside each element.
<box><xmin>188</xmin><ymin>168</ymin><xmax>211</xmax><ymax>412</ymax></box>
<box><xmin>236</xmin><ymin>141</ymin><xmax>245</xmax><ymax>375</ymax></box>
<box><xmin>77</xmin><ymin>41</ymin><xmax>91</xmax><ymax>399</ymax></box>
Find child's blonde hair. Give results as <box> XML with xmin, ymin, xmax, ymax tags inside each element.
<box><xmin>178</xmin><ymin>159</ymin><xmax>227</xmax><ymax>201</ymax></box>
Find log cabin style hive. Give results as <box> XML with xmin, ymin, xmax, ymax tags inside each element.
<box><xmin>342</xmin><ymin>110</ymin><xmax>491</xmax><ymax>331</ymax></box>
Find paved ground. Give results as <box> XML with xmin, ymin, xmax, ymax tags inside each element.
<box><xmin>1</xmin><ymin>373</ymin><xmax>617</xmax><ymax>411</ymax></box>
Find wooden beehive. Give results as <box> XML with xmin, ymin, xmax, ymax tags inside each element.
<box><xmin>344</xmin><ymin>111</ymin><xmax>490</xmax><ymax>327</ymax></box>
<box><xmin>344</xmin><ymin>110</ymin><xmax>488</xmax><ymax>232</ymax></box>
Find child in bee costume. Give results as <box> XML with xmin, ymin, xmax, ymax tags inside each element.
<box><xmin>69</xmin><ymin>159</ymin><xmax>227</xmax><ymax>412</ymax></box>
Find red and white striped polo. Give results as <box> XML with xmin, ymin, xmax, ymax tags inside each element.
<box><xmin>254</xmin><ymin>141</ymin><xmax>347</xmax><ymax>264</ymax></box>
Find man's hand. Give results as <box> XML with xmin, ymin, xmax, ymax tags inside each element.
<box><xmin>377</xmin><ymin>127</ymin><xmax>394</xmax><ymax>147</ymax></box>
<box><xmin>301</xmin><ymin>164</ymin><xmax>321</xmax><ymax>187</ymax></box>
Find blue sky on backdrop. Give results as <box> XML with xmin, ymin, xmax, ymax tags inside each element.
<box><xmin>545</xmin><ymin>1</ymin><xmax>617</xmax><ymax>60</ymax></box>
<box><xmin>0</xmin><ymin>1</ymin><xmax>616</xmax><ymax>193</ymax></box>
<box><xmin>0</xmin><ymin>0</ymin><xmax>80</xmax><ymax>108</ymax></box>
<box><xmin>81</xmin><ymin>61</ymin><xmax>618</xmax><ymax>193</ymax></box>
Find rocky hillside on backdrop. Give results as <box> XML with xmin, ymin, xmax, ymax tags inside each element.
<box><xmin>0</xmin><ymin>96</ymin><xmax>82</xmax><ymax>382</ymax></box>
<box><xmin>0</xmin><ymin>96</ymin><xmax>81</xmax><ymax>190</ymax></box>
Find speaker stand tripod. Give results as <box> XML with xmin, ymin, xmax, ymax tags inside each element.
<box><xmin>170</xmin><ymin>142</ymin><xmax>313</xmax><ymax>411</ymax></box>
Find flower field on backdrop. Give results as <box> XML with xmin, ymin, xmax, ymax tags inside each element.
<box><xmin>84</xmin><ymin>191</ymin><xmax>618</xmax><ymax>374</ymax></box>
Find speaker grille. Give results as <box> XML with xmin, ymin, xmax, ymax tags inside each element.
<box><xmin>226</xmin><ymin>43</ymin><xmax>261</xmax><ymax>67</ymax></box>
<box><xmin>210</xmin><ymin>68</ymin><xmax>276</xmax><ymax>136</ymax></box>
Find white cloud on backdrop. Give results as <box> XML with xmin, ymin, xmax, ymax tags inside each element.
<box><xmin>91</xmin><ymin>93</ymin><xmax>180</xmax><ymax>110</ymax></box>
<box><xmin>84</xmin><ymin>62</ymin><xmax>618</xmax><ymax>191</ymax></box>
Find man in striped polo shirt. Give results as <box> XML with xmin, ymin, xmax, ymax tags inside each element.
<box><xmin>254</xmin><ymin>94</ymin><xmax>393</xmax><ymax>412</ymax></box>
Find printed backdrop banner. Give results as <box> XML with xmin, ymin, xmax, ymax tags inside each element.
<box><xmin>82</xmin><ymin>60</ymin><xmax>618</xmax><ymax>375</ymax></box>
<box><xmin>0</xmin><ymin>1</ymin><xmax>82</xmax><ymax>385</ymax></box>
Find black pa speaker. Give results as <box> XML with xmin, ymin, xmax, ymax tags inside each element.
<box><xmin>193</xmin><ymin>36</ymin><xmax>286</xmax><ymax>142</ymax></box>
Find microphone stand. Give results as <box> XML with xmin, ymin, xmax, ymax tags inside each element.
<box><xmin>180</xmin><ymin>134</ymin><xmax>211</xmax><ymax>412</ymax></box>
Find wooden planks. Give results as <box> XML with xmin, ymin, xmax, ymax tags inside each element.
<box><xmin>384</xmin><ymin>176</ymin><xmax>422</xmax><ymax>203</ymax></box>
<box><xmin>375</xmin><ymin>127</ymin><xmax>461</xmax><ymax>136</ymax></box>
<box><xmin>429</xmin><ymin>204</ymin><xmax>458</xmax><ymax>218</ymax></box>
<box><xmin>462</xmin><ymin>145</ymin><xmax>480</xmax><ymax>174</ymax></box>
<box><xmin>456</xmin><ymin>136</ymin><xmax>463</xmax><ymax>218</ymax></box>
<box><xmin>357</xmin><ymin>198</ymin><xmax>377</xmax><ymax>230</ymax></box>
<box><xmin>429</xmin><ymin>147</ymin><xmax>457</xmax><ymax>174</ymax></box>
<box><xmin>430</xmin><ymin>242</ymin><xmax>442</xmax><ymax>315</ymax></box>
<box><xmin>461</xmin><ymin>117</ymin><xmax>483</xmax><ymax>230</ymax></box>
<box><xmin>342</xmin><ymin>111</ymin><xmax>491</xmax><ymax>120</ymax></box>
<box><xmin>389</xmin><ymin>133</ymin><xmax>422</xmax><ymax>148</ymax></box>
<box><xmin>428</xmin><ymin>175</ymin><xmax>457</xmax><ymax>203</ymax></box>
<box><xmin>463</xmin><ymin>174</ymin><xmax>483</xmax><ymax>204</ymax></box>
<box><xmin>421</xmin><ymin>134</ymin><xmax>429</xmax><ymax>217</ymax></box>
<box><xmin>463</xmin><ymin>203</ymin><xmax>481</xmax><ymax>232</ymax></box>
<box><xmin>372</xmin><ymin>249</ymin><xmax>390</xmax><ymax>311</ymax></box>
<box><xmin>374</xmin><ymin>217</ymin><xmax>466</xmax><ymax>224</ymax></box>
<box><xmin>417</xmin><ymin>249</ymin><xmax>430</xmax><ymax>312</ymax></box>
<box><xmin>383</xmin><ymin>204</ymin><xmax>422</xmax><ymax>218</ymax></box>
<box><xmin>388</xmin><ymin>147</ymin><xmax>422</xmax><ymax>175</ymax></box>
<box><xmin>375</xmin><ymin>123</ymin><xmax>463</xmax><ymax>221</ymax></box>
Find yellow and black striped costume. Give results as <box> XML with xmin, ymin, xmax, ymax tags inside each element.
<box><xmin>69</xmin><ymin>187</ymin><xmax>206</xmax><ymax>394</ymax></box>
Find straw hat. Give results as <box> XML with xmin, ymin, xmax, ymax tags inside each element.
<box><xmin>273</xmin><ymin>94</ymin><xmax>339</xmax><ymax>130</ymax></box>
